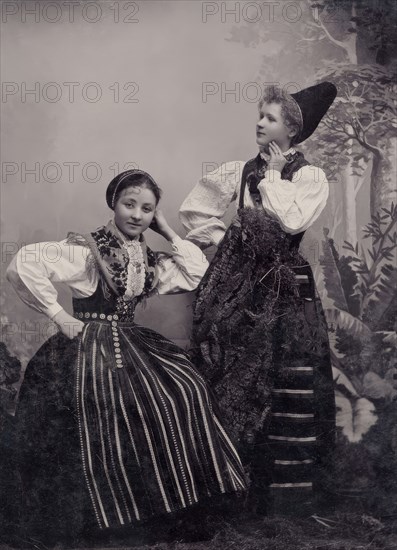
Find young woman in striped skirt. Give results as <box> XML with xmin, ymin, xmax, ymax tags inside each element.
<box><xmin>180</xmin><ymin>83</ymin><xmax>337</xmax><ymax>516</ymax></box>
<box><xmin>2</xmin><ymin>170</ymin><xmax>247</xmax><ymax>546</ymax></box>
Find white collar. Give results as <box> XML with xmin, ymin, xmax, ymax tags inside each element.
<box><xmin>260</xmin><ymin>147</ymin><xmax>296</xmax><ymax>162</ymax></box>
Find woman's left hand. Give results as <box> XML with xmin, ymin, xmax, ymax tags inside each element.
<box><xmin>150</xmin><ymin>209</ymin><xmax>177</xmax><ymax>242</ymax></box>
<box><xmin>269</xmin><ymin>141</ymin><xmax>288</xmax><ymax>173</ymax></box>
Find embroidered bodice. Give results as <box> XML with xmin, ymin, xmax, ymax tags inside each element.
<box><xmin>6</xmin><ymin>221</ymin><xmax>208</xmax><ymax>321</ymax></box>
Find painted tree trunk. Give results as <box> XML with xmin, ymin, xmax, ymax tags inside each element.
<box><xmin>370</xmin><ymin>150</ymin><xmax>384</xmax><ymax>218</ymax></box>
<box><xmin>380</xmin><ymin>137</ymin><xmax>397</xmax><ymax>213</ymax></box>
<box><xmin>341</xmin><ymin>143</ymin><xmax>358</xmax><ymax>244</ymax></box>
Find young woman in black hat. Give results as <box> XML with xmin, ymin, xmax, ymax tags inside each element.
<box><xmin>180</xmin><ymin>82</ymin><xmax>337</xmax><ymax>515</ymax></box>
<box><xmin>2</xmin><ymin>170</ymin><xmax>247</xmax><ymax>545</ymax></box>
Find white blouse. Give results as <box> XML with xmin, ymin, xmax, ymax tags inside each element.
<box><xmin>6</xmin><ymin>235</ymin><xmax>209</xmax><ymax>320</ymax></box>
<box><xmin>179</xmin><ymin>159</ymin><xmax>329</xmax><ymax>248</ymax></box>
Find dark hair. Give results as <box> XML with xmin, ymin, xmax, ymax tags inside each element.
<box><xmin>258</xmin><ymin>86</ymin><xmax>303</xmax><ymax>145</ymax></box>
<box><xmin>106</xmin><ymin>170</ymin><xmax>162</xmax><ymax>210</ymax></box>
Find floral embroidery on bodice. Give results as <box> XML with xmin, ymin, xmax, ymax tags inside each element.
<box><xmin>72</xmin><ymin>221</ymin><xmax>158</xmax><ymax>321</ymax></box>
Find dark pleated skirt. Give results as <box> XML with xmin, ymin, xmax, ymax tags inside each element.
<box><xmin>0</xmin><ymin>320</ymin><xmax>246</xmax><ymax>545</ymax></box>
<box><xmin>248</xmin><ymin>294</ymin><xmax>336</xmax><ymax>515</ymax></box>
<box><xmin>190</xmin><ymin>209</ymin><xmax>336</xmax><ymax>515</ymax></box>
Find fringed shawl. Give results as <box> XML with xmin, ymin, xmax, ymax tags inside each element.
<box><xmin>66</xmin><ymin>220</ymin><xmax>160</xmax><ymax>302</ymax></box>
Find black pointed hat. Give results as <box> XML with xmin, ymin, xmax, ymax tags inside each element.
<box><xmin>290</xmin><ymin>81</ymin><xmax>337</xmax><ymax>144</ymax></box>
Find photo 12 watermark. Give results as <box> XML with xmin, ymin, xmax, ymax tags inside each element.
<box><xmin>1</xmin><ymin>240</ymin><xmax>92</xmax><ymax>266</ymax></box>
<box><xmin>201</xmin><ymin>1</ymin><xmax>342</xmax><ymax>24</ymax></box>
<box><xmin>202</xmin><ymin>81</ymin><xmax>301</xmax><ymax>103</ymax></box>
<box><xmin>1</xmin><ymin>319</ymin><xmax>59</xmax><ymax>346</ymax></box>
<box><xmin>201</xmin><ymin>161</ymin><xmax>243</xmax><ymax>182</ymax></box>
<box><xmin>201</xmin><ymin>159</ymin><xmax>330</xmax><ymax>187</ymax></box>
<box><xmin>1</xmin><ymin>1</ymin><xmax>140</xmax><ymax>24</ymax></box>
<box><xmin>2</xmin><ymin>82</ymin><xmax>140</xmax><ymax>104</ymax></box>
<box><xmin>2</xmin><ymin>161</ymin><xmax>140</xmax><ymax>184</ymax></box>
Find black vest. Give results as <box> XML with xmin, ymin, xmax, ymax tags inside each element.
<box><xmin>239</xmin><ymin>151</ymin><xmax>310</xmax><ymax>250</ymax></box>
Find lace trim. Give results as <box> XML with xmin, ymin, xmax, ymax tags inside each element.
<box><xmin>106</xmin><ymin>220</ymin><xmax>146</xmax><ymax>300</ymax></box>
<box><xmin>123</xmin><ymin>240</ymin><xmax>146</xmax><ymax>300</ymax></box>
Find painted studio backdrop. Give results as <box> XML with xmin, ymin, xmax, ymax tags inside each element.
<box><xmin>1</xmin><ymin>0</ymin><xmax>396</xmax><ymax>517</ymax></box>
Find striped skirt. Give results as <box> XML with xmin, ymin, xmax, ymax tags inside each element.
<box><xmin>76</xmin><ymin>319</ymin><xmax>247</xmax><ymax>528</ymax></box>
<box><xmin>1</xmin><ymin>319</ymin><xmax>247</xmax><ymax>541</ymax></box>
<box><xmin>250</xmin><ymin>295</ymin><xmax>335</xmax><ymax>515</ymax></box>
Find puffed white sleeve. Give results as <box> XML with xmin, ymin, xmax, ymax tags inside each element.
<box><xmin>6</xmin><ymin>239</ymin><xmax>98</xmax><ymax>319</ymax></box>
<box><xmin>179</xmin><ymin>161</ymin><xmax>245</xmax><ymax>248</ymax></box>
<box><xmin>257</xmin><ymin>165</ymin><xmax>329</xmax><ymax>234</ymax></box>
<box><xmin>155</xmin><ymin>236</ymin><xmax>209</xmax><ymax>295</ymax></box>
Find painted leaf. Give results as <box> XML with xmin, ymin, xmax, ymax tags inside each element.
<box><xmin>364</xmin><ymin>268</ymin><xmax>397</xmax><ymax>329</ymax></box>
<box><xmin>362</xmin><ymin>371</ymin><xmax>397</xmax><ymax>401</ymax></box>
<box><xmin>378</xmin><ymin>331</ymin><xmax>397</xmax><ymax>345</ymax></box>
<box><xmin>320</xmin><ymin>234</ymin><xmax>349</xmax><ymax>311</ymax></box>
<box><xmin>333</xmin><ymin>367</ymin><xmax>359</xmax><ymax>397</ymax></box>
<box><xmin>335</xmin><ymin>393</ymin><xmax>378</xmax><ymax>443</ymax></box>
<box><xmin>325</xmin><ymin>308</ymin><xmax>372</xmax><ymax>339</ymax></box>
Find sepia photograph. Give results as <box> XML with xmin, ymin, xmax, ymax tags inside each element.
<box><xmin>1</xmin><ymin>1</ymin><xmax>396</xmax><ymax>548</ymax></box>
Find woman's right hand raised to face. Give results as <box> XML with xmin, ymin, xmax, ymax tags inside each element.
<box><xmin>52</xmin><ymin>309</ymin><xmax>85</xmax><ymax>340</ymax></box>
<box><xmin>269</xmin><ymin>141</ymin><xmax>288</xmax><ymax>173</ymax></box>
